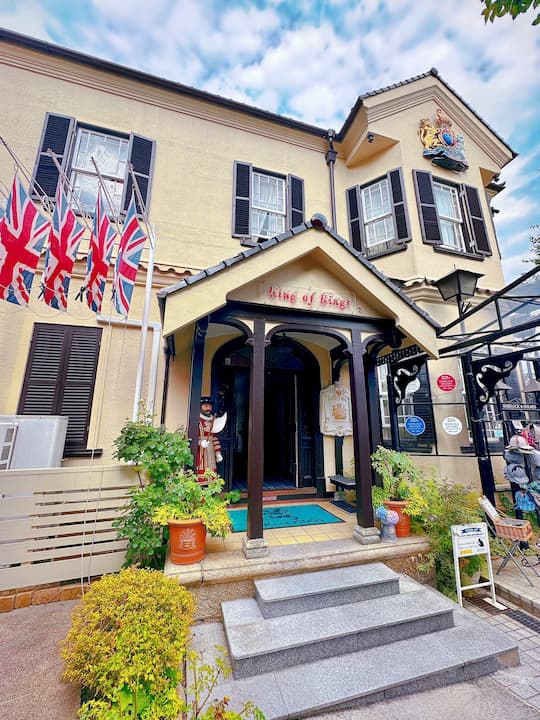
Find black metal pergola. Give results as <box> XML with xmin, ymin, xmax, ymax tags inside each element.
<box><xmin>436</xmin><ymin>263</ymin><xmax>540</xmax><ymax>501</ymax></box>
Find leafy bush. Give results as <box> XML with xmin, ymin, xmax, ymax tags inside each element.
<box><xmin>152</xmin><ymin>471</ymin><xmax>237</xmax><ymax>539</ymax></box>
<box><xmin>370</xmin><ymin>446</ymin><xmax>427</xmax><ymax>517</ymax></box>
<box><xmin>113</xmin><ymin>416</ymin><xmax>194</xmax><ymax>568</ymax></box>
<box><xmin>179</xmin><ymin>647</ymin><xmax>265</xmax><ymax>720</ymax></box>
<box><xmin>416</xmin><ymin>478</ymin><xmax>482</xmax><ymax>599</ymax></box>
<box><xmin>61</xmin><ymin>568</ymin><xmax>195</xmax><ymax>719</ymax></box>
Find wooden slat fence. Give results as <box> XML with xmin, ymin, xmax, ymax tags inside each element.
<box><xmin>0</xmin><ymin>464</ymin><xmax>140</xmax><ymax>591</ymax></box>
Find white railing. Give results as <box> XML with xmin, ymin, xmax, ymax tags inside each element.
<box><xmin>0</xmin><ymin>464</ymin><xmax>138</xmax><ymax>591</ymax></box>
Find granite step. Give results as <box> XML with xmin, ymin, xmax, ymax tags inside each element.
<box><xmin>193</xmin><ymin>611</ymin><xmax>519</xmax><ymax>720</ymax></box>
<box><xmin>254</xmin><ymin>562</ymin><xmax>400</xmax><ymax>618</ymax></box>
<box><xmin>223</xmin><ymin>587</ymin><xmax>455</xmax><ymax>678</ymax></box>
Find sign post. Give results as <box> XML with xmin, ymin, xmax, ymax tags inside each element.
<box><xmin>451</xmin><ymin>522</ymin><xmax>505</xmax><ymax>609</ymax></box>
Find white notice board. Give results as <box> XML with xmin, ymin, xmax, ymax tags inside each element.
<box><xmin>451</xmin><ymin>522</ymin><xmax>499</xmax><ymax>608</ymax></box>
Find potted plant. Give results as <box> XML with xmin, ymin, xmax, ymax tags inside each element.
<box><xmin>370</xmin><ymin>446</ymin><xmax>426</xmax><ymax>537</ymax></box>
<box><xmin>152</xmin><ymin>470</ymin><xmax>237</xmax><ymax>565</ymax></box>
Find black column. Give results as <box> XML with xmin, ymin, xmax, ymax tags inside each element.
<box><xmin>463</xmin><ymin>352</ymin><xmax>496</xmax><ymax>503</ymax></box>
<box><xmin>247</xmin><ymin>318</ymin><xmax>265</xmax><ymax>540</ymax></box>
<box><xmin>349</xmin><ymin>328</ymin><xmax>375</xmax><ymax>528</ymax></box>
<box><xmin>187</xmin><ymin>318</ymin><xmax>208</xmax><ymax>464</ymax></box>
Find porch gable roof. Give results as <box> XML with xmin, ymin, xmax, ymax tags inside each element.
<box><xmin>157</xmin><ymin>216</ymin><xmax>440</xmax><ymax>358</ymax></box>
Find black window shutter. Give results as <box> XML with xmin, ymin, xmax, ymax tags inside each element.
<box><xmin>463</xmin><ymin>184</ymin><xmax>491</xmax><ymax>255</ymax></box>
<box><xmin>346</xmin><ymin>186</ymin><xmax>364</xmax><ymax>252</ymax></box>
<box><xmin>413</xmin><ymin>170</ymin><xmax>441</xmax><ymax>245</ymax></box>
<box><xmin>287</xmin><ymin>174</ymin><xmax>304</xmax><ymax>229</ymax></box>
<box><xmin>18</xmin><ymin>324</ymin><xmax>102</xmax><ymax>453</ymax></box>
<box><xmin>232</xmin><ymin>161</ymin><xmax>252</xmax><ymax>237</ymax></box>
<box><xmin>388</xmin><ymin>168</ymin><xmax>410</xmax><ymax>242</ymax></box>
<box><xmin>122</xmin><ymin>134</ymin><xmax>155</xmax><ymax>214</ymax></box>
<box><xmin>31</xmin><ymin>113</ymin><xmax>75</xmax><ymax>201</ymax></box>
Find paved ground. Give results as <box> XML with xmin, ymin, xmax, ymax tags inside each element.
<box><xmin>2</xmin><ymin>544</ymin><xmax>540</xmax><ymax>719</ymax></box>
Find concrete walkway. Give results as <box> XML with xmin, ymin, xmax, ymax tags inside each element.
<box><xmin>2</xmin><ymin>547</ymin><xmax>540</xmax><ymax>720</ymax></box>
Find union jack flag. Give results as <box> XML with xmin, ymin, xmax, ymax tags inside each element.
<box><xmin>0</xmin><ymin>174</ymin><xmax>50</xmax><ymax>306</ymax></box>
<box><xmin>42</xmin><ymin>184</ymin><xmax>85</xmax><ymax>310</ymax></box>
<box><xmin>113</xmin><ymin>196</ymin><xmax>146</xmax><ymax>316</ymax></box>
<box><xmin>81</xmin><ymin>193</ymin><xmax>117</xmax><ymax>313</ymax></box>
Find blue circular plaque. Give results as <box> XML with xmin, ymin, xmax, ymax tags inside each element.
<box><xmin>405</xmin><ymin>416</ymin><xmax>426</xmax><ymax>436</ymax></box>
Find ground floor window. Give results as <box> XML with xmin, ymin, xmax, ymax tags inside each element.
<box><xmin>18</xmin><ymin>323</ymin><xmax>102</xmax><ymax>454</ymax></box>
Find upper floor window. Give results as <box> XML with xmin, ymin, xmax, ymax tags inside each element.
<box><xmin>432</xmin><ymin>181</ymin><xmax>465</xmax><ymax>252</ymax></box>
<box><xmin>31</xmin><ymin>113</ymin><xmax>155</xmax><ymax>216</ymax></box>
<box><xmin>70</xmin><ymin>128</ymin><xmax>129</xmax><ymax>214</ymax></box>
<box><xmin>251</xmin><ymin>171</ymin><xmax>286</xmax><ymax>238</ymax></box>
<box><xmin>414</xmin><ymin>170</ymin><xmax>491</xmax><ymax>257</ymax></box>
<box><xmin>347</xmin><ymin>168</ymin><xmax>410</xmax><ymax>259</ymax></box>
<box><xmin>232</xmin><ymin>161</ymin><xmax>304</xmax><ymax>243</ymax></box>
<box><xmin>362</xmin><ymin>178</ymin><xmax>395</xmax><ymax>250</ymax></box>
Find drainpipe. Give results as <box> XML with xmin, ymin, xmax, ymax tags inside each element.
<box><xmin>96</xmin><ymin>314</ymin><xmax>161</xmax><ymax>418</ymax></box>
<box><xmin>325</xmin><ymin>129</ymin><xmax>338</xmax><ymax>230</ymax></box>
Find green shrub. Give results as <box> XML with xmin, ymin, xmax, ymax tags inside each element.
<box><xmin>179</xmin><ymin>647</ymin><xmax>265</xmax><ymax>720</ymax></box>
<box><xmin>61</xmin><ymin>567</ymin><xmax>195</xmax><ymax>719</ymax></box>
<box><xmin>113</xmin><ymin>416</ymin><xmax>194</xmax><ymax>568</ymax></box>
<box><xmin>416</xmin><ymin>478</ymin><xmax>482</xmax><ymax>599</ymax></box>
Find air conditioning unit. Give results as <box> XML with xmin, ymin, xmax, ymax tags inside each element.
<box><xmin>0</xmin><ymin>415</ymin><xmax>68</xmax><ymax>470</ymax></box>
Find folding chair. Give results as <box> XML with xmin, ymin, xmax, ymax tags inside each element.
<box><xmin>478</xmin><ymin>495</ymin><xmax>540</xmax><ymax>587</ymax></box>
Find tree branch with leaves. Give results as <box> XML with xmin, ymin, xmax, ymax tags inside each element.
<box><xmin>481</xmin><ymin>0</ymin><xmax>540</xmax><ymax>26</ymax></box>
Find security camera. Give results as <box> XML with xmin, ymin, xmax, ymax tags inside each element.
<box><xmin>367</xmin><ymin>132</ymin><xmax>374</xmax><ymax>144</ymax></box>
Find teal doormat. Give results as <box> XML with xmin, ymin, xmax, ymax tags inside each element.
<box><xmin>227</xmin><ymin>504</ymin><xmax>343</xmax><ymax>532</ymax></box>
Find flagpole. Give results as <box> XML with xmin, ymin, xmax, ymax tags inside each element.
<box><xmin>132</xmin><ymin>224</ymin><xmax>156</xmax><ymax>421</ymax></box>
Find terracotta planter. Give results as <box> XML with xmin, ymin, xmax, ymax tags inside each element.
<box><xmin>168</xmin><ymin>518</ymin><xmax>207</xmax><ymax>565</ymax></box>
<box><xmin>383</xmin><ymin>500</ymin><xmax>410</xmax><ymax>537</ymax></box>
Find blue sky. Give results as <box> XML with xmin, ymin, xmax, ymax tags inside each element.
<box><xmin>1</xmin><ymin>0</ymin><xmax>539</xmax><ymax>281</ymax></box>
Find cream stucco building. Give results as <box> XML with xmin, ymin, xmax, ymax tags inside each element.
<box><xmin>1</xmin><ymin>27</ymin><xmax>533</xmax><ymax>564</ymax></box>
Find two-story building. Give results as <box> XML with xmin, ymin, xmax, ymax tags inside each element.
<box><xmin>1</xmin><ymin>27</ymin><xmax>531</xmax><ymax>562</ymax></box>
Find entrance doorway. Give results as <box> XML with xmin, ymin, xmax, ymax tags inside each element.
<box><xmin>212</xmin><ymin>336</ymin><xmax>322</xmax><ymax>492</ymax></box>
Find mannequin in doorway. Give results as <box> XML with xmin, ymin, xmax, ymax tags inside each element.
<box><xmin>197</xmin><ymin>397</ymin><xmax>227</xmax><ymax>483</ymax></box>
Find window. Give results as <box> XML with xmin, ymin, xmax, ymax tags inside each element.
<box><xmin>251</xmin><ymin>171</ymin><xmax>286</xmax><ymax>238</ymax></box>
<box><xmin>32</xmin><ymin>113</ymin><xmax>155</xmax><ymax>216</ymax></box>
<box><xmin>362</xmin><ymin>179</ymin><xmax>395</xmax><ymax>249</ymax></box>
<box><xmin>433</xmin><ymin>182</ymin><xmax>464</xmax><ymax>251</ymax></box>
<box><xmin>70</xmin><ymin>128</ymin><xmax>129</xmax><ymax>214</ymax></box>
<box><xmin>413</xmin><ymin>170</ymin><xmax>491</xmax><ymax>256</ymax></box>
<box><xmin>347</xmin><ymin>169</ymin><xmax>410</xmax><ymax>258</ymax></box>
<box><xmin>232</xmin><ymin>161</ymin><xmax>304</xmax><ymax>242</ymax></box>
<box><xmin>18</xmin><ymin>324</ymin><xmax>102</xmax><ymax>455</ymax></box>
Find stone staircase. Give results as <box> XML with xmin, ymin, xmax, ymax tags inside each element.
<box><xmin>190</xmin><ymin>562</ymin><xmax>519</xmax><ymax>719</ymax></box>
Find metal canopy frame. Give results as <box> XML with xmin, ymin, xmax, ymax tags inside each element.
<box><xmin>437</xmin><ymin>263</ymin><xmax>540</xmax><ymax>359</ymax></box>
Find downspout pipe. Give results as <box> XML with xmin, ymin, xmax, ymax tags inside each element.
<box><xmin>325</xmin><ymin>129</ymin><xmax>338</xmax><ymax>230</ymax></box>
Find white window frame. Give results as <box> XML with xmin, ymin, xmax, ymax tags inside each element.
<box><xmin>251</xmin><ymin>171</ymin><xmax>286</xmax><ymax>239</ymax></box>
<box><xmin>70</xmin><ymin>127</ymin><xmax>129</xmax><ymax>215</ymax></box>
<box><xmin>361</xmin><ymin>178</ymin><xmax>395</xmax><ymax>249</ymax></box>
<box><xmin>433</xmin><ymin>181</ymin><xmax>465</xmax><ymax>251</ymax></box>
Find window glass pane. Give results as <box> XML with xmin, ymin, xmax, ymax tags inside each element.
<box><xmin>439</xmin><ymin>219</ymin><xmax>464</xmax><ymax>250</ymax></box>
<box><xmin>362</xmin><ymin>179</ymin><xmax>390</xmax><ymax>222</ymax></box>
<box><xmin>70</xmin><ymin>128</ymin><xmax>128</xmax><ymax>215</ymax></box>
<box><xmin>252</xmin><ymin>173</ymin><xmax>285</xmax><ymax>213</ymax></box>
<box><xmin>71</xmin><ymin>173</ymin><xmax>124</xmax><ymax>214</ymax></box>
<box><xmin>365</xmin><ymin>216</ymin><xmax>395</xmax><ymax>247</ymax></box>
<box><xmin>251</xmin><ymin>171</ymin><xmax>286</xmax><ymax>238</ymax></box>
<box><xmin>252</xmin><ymin>208</ymin><xmax>285</xmax><ymax>238</ymax></box>
<box><xmin>434</xmin><ymin>183</ymin><xmax>461</xmax><ymax>221</ymax></box>
<box><xmin>72</xmin><ymin>129</ymin><xmax>128</xmax><ymax>179</ymax></box>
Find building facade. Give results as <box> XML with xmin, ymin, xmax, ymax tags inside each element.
<box><xmin>0</xmin><ymin>28</ymin><xmax>523</xmax><ymax>556</ymax></box>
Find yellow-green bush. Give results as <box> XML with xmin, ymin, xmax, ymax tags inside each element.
<box><xmin>61</xmin><ymin>567</ymin><xmax>195</xmax><ymax>719</ymax></box>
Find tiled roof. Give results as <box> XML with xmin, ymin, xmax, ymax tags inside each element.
<box><xmin>0</xmin><ymin>30</ymin><xmax>514</xmax><ymax>156</ymax></box>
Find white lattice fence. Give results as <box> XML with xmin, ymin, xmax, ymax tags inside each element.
<box><xmin>0</xmin><ymin>464</ymin><xmax>139</xmax><ymax>591</ymax></box>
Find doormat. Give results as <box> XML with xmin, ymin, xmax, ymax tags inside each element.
<box><xmin>227</xmin><ymin>504</ymin><xmax>344</xmax><ymax>532</ymax></box>
<box><xmin>330</xmin><ymin>499</ymin><xmax>356</xmax><ymax>514</ymax></box>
